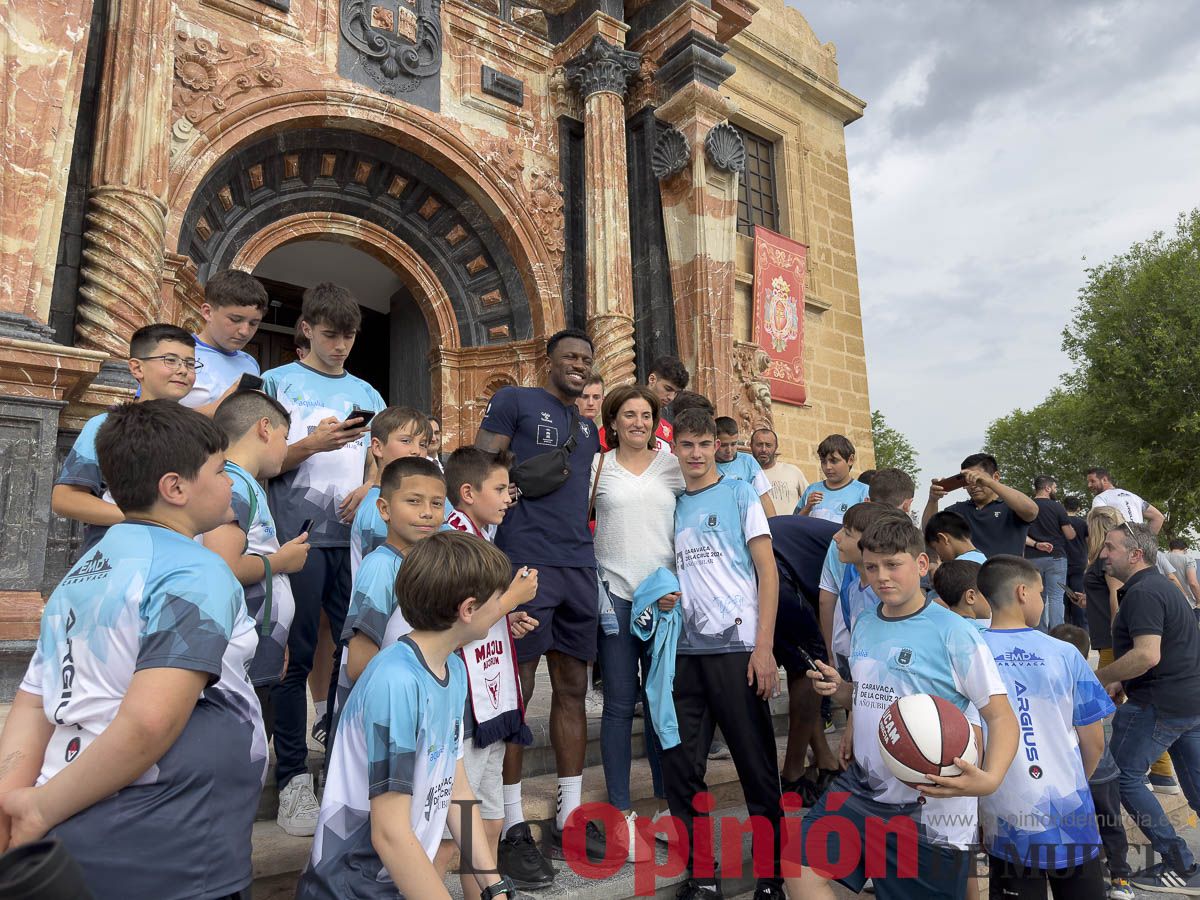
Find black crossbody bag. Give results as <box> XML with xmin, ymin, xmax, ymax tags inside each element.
<box><xmin>510</xmin><ymin>405</ymin><xmax>580</xmax><ymax>499</ymax></box>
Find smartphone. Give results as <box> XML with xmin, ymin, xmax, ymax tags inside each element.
<box><xmin>934</xmin><ymin>473</ymin><xmax>967</xmax><ymax>492</ymax></box>
<box><xmin>237</xmin><ymin>373</ymin><xmax>264</xmax><ymax>391</ymax></box>
<box><xmin>795</xmin><ymin>646</ymin><xmax>828</xmax><ymax>679</ymax></box>
<box><xmin>299</xmin><ymin>518</ymin><xmax>315</xmax><ymax>536</ymax></box>
<box><xmin>345</xmin><ymin>408</ymin><xmax>376</xmax><ymax>427</ymax></box>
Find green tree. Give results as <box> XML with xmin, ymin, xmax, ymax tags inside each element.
<box><xmin>983</xmin><ymin>389</ymin><xmax>1095</xmax><ymax>502</ymax></box>
<box><xmin>1061</xmin><ymin>209</ymin><xmax>1200</xmax><ymax>536</ymax></box>
<box><xmin>871</xmin><ymin>410</ymin><xmax>919</xmax><ymax>481</ymax></box>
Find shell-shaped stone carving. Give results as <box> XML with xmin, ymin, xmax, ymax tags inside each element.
<box><xmin>704</xmin><ymin>122</ymin><xmax>746</xmax><ymax>173</ymax></box>
<box><xmin>652</xmin><ymin>127</ymin><xmax>690</xmax><ymax>180</ymax></box>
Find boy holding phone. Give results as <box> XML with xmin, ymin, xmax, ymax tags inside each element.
<box><xmin>262</xmin><ymin>282</ymin><xmax>386</xmax><ymax>836</ymax></box>
<box><xmin>182</xmin><ymin>269</ymin><xmax>269</xmax><ymax>415</ymax></box>
<box><xmin>921</xmin><ymin>453</ymin><xmax>1039</xmax><ymax>558</ymax></box>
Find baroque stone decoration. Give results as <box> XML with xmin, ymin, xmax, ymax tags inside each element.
<box><xmin>338</xmin><ymin>0</ymin><xmax>443</xmax><ymax>109</ymax></box>
<box><xmin>704</xmin><ymin>121</ymin><xmax>746</xmax><ymax>173</ymax></box>
<box><xmin>733</xmin><ymin>340</ymin><xmax>774</xmax><ymax>434</ymax></box>
<box><xmin>172</xmin><ymin>34</ymin><xmax>283</xmax><ymax>127</ymax></box>
<box><xmin>565</xmin><ymin>36</ymin><xmax>641</xmax><ymax>100</ymax></box>
<box><xmin>651</xmin><ymin>126</ymin><xmax>690</xmax><ymax>180</ymax></box>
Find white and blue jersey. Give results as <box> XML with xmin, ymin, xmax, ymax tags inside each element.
<box><xmin>350</xmin><ymin>485</ymin><xmax>388</xmax><ymax>578</ymax></box>
<box><xmin>980</xmin><ymin>628</ymin><xmax>1114</xmax><ymax>868</ymax></box>
<box><xmin>717</xmin><ymin>453</ymin><xmax>772</xmax><ymax>497</ymax></box>
<box><xmin>181</xmin><ymin>337</ymin><xmax>259</xmax><ymax>410</ymax></box>
<box><xmin>20</xmin><ymin>522</ymin><xmax>266</xmax><ymax>899</ymax></box>
<box><xmin>797</xmin><ymin>478</ymin><xmax>870</xmax><ymax>523</ymax></box>
<box><xmin>262</xmin><ymin>362</ymin><xmax>385</xmax><ymax>548</ymax></box>
<box><xmin>333</xmin><ymin>544</ymin><xmax>411</xmax><ymax>718</ymax></box>
<box><xmin>298</xmin><ymin>638</ymin><xmax>465</xmax><ymax>900</ymax></box>
<box><xmin>223</xmin><ymin>461</ymin><xmax>295</xmax><ymax>687</ymax></box>
<box><xmin>674</xmin><ymin>478</ymin><xmax>770</xmax><ymax>655</ymax></box>
<box><xmin>831</xmin><ymin>564</ymin><xmax>878</xmax><ymax>659</ymax></box>
<box><xmin>55</xmin><ymin>411</ymin><xmax>116</xmax><ymax>554</ymax></box>
<box><xmin>846</xmin><ymin>599</ymin><xmax>1007</xmax><ymax>848</ymax></box>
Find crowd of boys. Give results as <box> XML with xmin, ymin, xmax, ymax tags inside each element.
<box><xmin>5</xmin><ymin>268</ymin><xmax>1200</xmax><ymax>900</ymax></box>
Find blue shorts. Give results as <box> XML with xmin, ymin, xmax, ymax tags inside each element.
<box><xmin>511</xmin><ymin>564</ymin><xmax>598</xmax><ymax>663</ymax></box>
<box><xmin>795</xmin><ymin>779</ymin><xmax>971</xmax><ymax>899</ymax></box>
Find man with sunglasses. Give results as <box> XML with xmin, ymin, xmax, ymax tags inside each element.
<box><xmin>51</xmin><ymin>324</ymin><xmax>199</xmax><ymax>558</ymax></box>
<box><xmin>1096</xmin><ymin>521</ymin><xmax>1200</xmax><ymax>895</ymax></box>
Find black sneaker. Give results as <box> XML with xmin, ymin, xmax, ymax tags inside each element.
<box><xmin>310</xmin><ymin>715</ymin><xmax>328</xmax><ymax>749</ymax></box>
<box><xmin>498</xmin><ymin>822</ymin><xmax>555</xmax><ymax>890</ymax></box>
<box><xmin>546</xmin><ymin>819</ymin><xmax>607</xmax><ymax>864</ymax></box>
<box><xmin>675</xmin><ymin>879</ymin><xmax>721</xmax><ymax>899</ymax></box>
<box><xmin>1131</xmin><ymin>861</ymin><xmax>1200</xmax><ymax>895</ymax></box>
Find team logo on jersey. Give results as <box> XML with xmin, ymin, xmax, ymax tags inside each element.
<box><xmin>580</xmin><ymin>422</ymin><xmax>590</xmax><ymax>437</ymax></box>
<box><xmin>838</xmin><ymin>503</ymin><xmax>849</xmax><ymax>514</ymax></box>
<box><xmin>64</xmin><ymin>550</ymin><xmax>112</xmax><ymax>584</ymax></box>
<box><xmin>486</xmin><ymin>672</ymin><xmax>501</xmax><ymax>709</ymax></box>
<box><xmin>994</xmin><ymin>648</ymin><xmax>1045</xmax><ymax>667</ymax></box>
<box><xmin>993</xmin><ymin>511</ymin><xmax>1001</xmax><ymax>518</ymax></box>
<box><xmin>707</xmin><ymin>514</ymin><xmax>718</xmax><ymax>527</ymax></box>
<box><xmin>1028</xmin><ymin>764</ymin><xmax>1043</xmax><ymax>779</ymax></box>
<box><xmin>541</xmin><ymin>412</ymin><xmax>553</xmax><ymax>422</ymax></box>
<box><xmin>897</xmin><ymin>648</ymin><xmax>913</xmax><ymax>666</ymax></box>
<box><xmin>65</xmin><ymin>736</ymin><xmax>81</xmax><ymax>762</ymax></box>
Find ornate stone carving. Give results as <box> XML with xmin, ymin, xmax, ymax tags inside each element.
<box><xmin>705</xmin><ymin>122</ymin><xmax>746</xmax><ymax>173</ymax></box>
<box><xmin>172</xmin><ymin>34</ymin><xmax>283</xmax><ymax>126</ymax></box>
<box><xmin>565</xmin><ymin>36</ymin><xmax>640</xmax><ymax>100</ymax></box>
<box><xmin>626</xmin><ymin>55</ymin><xmax>660</xmax><ymax>114</ymax></box>
<box><xmin>527</xmin><ymin>169</ymin><xmax>565</xmax><ymax>270</ymax></box>
<box><xmin>590</xmin><ymin>312</ymin><xmax>636</xmax><ymax>387</ymax></box>
<box><xmin>549</xmin><ymin>66</ymin><xmax>582</xmax><ymax>120</ymax></box>
<box><xmin>733</xmin><ymin>340</ymin><xmax>773</xmax><ymax>433</ymax></box>
<box><xmin>339</xmin><ymin>0</ymin><xmax>442</xmax><ymax>101</ymax></box>
<box><xmin>476</xmin><ymin>133</ymin><xmax>524</xmax><ymax>189</ymax></box>
<box><xmin>651</xmin><ymin>127</ymin><xmax>690</xmax><ymax>180</ymax></box>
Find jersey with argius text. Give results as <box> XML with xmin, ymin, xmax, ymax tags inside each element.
<box><xmin>980</xmin><ymin>627</ymin><xmax>1113</xmax><ymax>868</ymax></box>
<box><xmin>19</xmin><ymin>522</ymin><xmax>266</xmax><ymax>900</ymax></box>
<box><xmin>298</xmin><ymin>638</ymin><xmax>465</xmax><ymax>900</ymax></box>
<box><xmin>262</xmin><ymin>362</ymin><xmax>385</xmax><ymax>548</ymax></box>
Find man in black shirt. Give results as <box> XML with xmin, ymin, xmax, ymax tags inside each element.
<box><xmin>1023</xmin><ymin>475</ymin><xmax>1076</xmax><ymax>631</ymax></box>
<box><xmin>1063</xmin><ymin>496</ymin><xmax>1090</xmax><ymax>628</ymax></box>
<box><xmin>922</xmin><ymin>452</ymin><xmax>1039</xmax><ymax>557</ymax></box>
<box><xmin>1096</xmin><ymin>522</ymin><xmax>1200</xmax><ymax>895</ymax></box>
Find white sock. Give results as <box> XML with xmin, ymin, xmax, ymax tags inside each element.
<box><xmin>314</xmin><ymin>700</ymin><xmax>327</xmax><ymax>719</ymax></box>
<box><xmin>556</xmin><ymin>775</ymin><xmax>582</xmax><ymax>830</ymax></box>
<box><xmin>502</xmin><ymin>783</ymin><xmax>524</xmax><ymax>837</ymax></box>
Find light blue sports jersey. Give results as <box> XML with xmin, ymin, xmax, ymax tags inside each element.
<box><xmin>180</xmin><ymin>337</ymin><xmax>259</xmax><ymax>410</ymax></box>
<box><xmin>957</xmin><ymin>549</ymin><xmax>988</xmax><ymax>564</ymax></box>
<box><xmin>263</xmin><ymin>362</ymin><xmax>385</xmax><ymax>548</ymax></box>
<box><xmin>333</xmin><ymin>544</ymin><xmax>411</xmax><ymax>719</ymax></box>
<box><xmin>350</xmin><ymin>486</ymin><xmax>388</xmax><ymax>578</ymax></box>
<box><xmin>831</xmin><ymin>564</ymin><xmax>878</xmax><ymax>659</ymax></box>
<box><xmin>298</xmin><ymin>638</ymin><xmax>465</xmax><ymax>900</ymax></box>
<box><xmin>674</xmin><ymin>477</ymin><xmax>771</xmax><ymax>654</ymax></box>
<box><xmin>19</xmin><ymin>522</ymin><xmax>266</xmax><ymax>899</ymax></box>
<box><xmin>224</xmin><ymin>461</ymin><xmax>295</xmax><ymax>687</ymax></box>
<box><xmin>797</xmin><ymin>478</ymin><xmax>870</xmax><ymax>523</ymax></box>
<box><xmin>845</xmin><ymin>599</ymin><xmax>1007</xmax><ymax>848</ymax></box>
<box><xmin>980</xmin><ymin>628</ymin><xmax>1114</xmax><ymax>868</ymax></box>
<box><xmin>55</xmin><ymin>411</ymin><xmax>115</xmax><ymax>555</ymax></box>
<box><xmin>716</xmin><ymin>453</ymin><xmax>772</xmax><ymax>496</ymax></box>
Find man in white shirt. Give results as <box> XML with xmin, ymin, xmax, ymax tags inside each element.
<box><xmin>1086</xmin><ymin>466</ymin><xmax>1165</xmax><ymax>534</ymax></box>
<box><xmin>750</xmin><ymin>427</ymin><xmax>808</xmax><ymax>516</ymax></box>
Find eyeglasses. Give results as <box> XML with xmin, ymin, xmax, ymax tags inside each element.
<box><xmin>137</xmin><ymin>354</ymin><xmax>203</xmax><ymax>371</ymax></box>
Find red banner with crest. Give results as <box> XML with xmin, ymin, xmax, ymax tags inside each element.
<box><xmin>752</xmin><ymin>226</ymin><xmax>808</xmax><ymax>405</ymax></box>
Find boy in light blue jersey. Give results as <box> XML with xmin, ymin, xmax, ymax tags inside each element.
<box><xmin>263</xmin><ymin>283</ymin><xmax>386</xmax><ymax>833</ymax></box>
<box><xmin>931</xmin><ymin>559</ymin><xmax>991</xmax><ymax>630</ymax></box>
<box><xmin>298</xmin><ymin>532</ymin><xmax>519</xmax><ymax>900</ymax></box>
<box><xmin>205</xmin><ymin>390</ymin><xmax>311</xmax><ymax>708</ymax></box>
<box><xmin>181</xmin><ymin>269</ymin><xmax>267</xmax><ymax>415</ymax></box>
<box><xmin>797</xmin><ymin>433</ymin><xmax>869</xmax><ymax>522</ymax></box>
<box><xmin>350</xmin><ymin>406</ymin><xmax>433</xmax><ymax>577</ymax></box>
<box><xmin>52</xmin><ymin>324</ymin><xmax>198</xmax><ymax>557</ymax></box>
<box><xmin>977</xmin><ymin>556</ymin><xmax>1111</xmax><ymax>895</ymax></box>
<box><xmin>925</xmin><ymin>510</ymin><xmax>988</xmax><ymax>564</ymax></box>
<box><xmin>793</xmin><ymin>517</ymin><xmax>1018</xmax><ymax>900</ymax></box>
<box><xmin>714</xmin><ymin>415</ymin><xmax>777</xmax><ymax>517</ymax></box>
<box><xmin>0</xmin><ymin>401</ymin><xmax>265</xmax><ymax>900</ymax></box>
<box><xmin>663</xmin><ymin>409</ymin><xmax>784</xmax><ymax>897</ymax></box>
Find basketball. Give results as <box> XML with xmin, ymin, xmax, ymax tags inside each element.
<box><xmin>876</xmin><ymin>693</ymin><xmax>978</xmax><ymax>787</ymax></box>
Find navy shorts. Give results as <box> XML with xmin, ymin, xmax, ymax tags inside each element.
<box><xmin>795</xmin><ymin>778</ymin><xmax>971</xmax><ymax>899</ymax></box>
<box><xmin>512</xmin><ymin>564</ymin><xmax>598</xmax><ymax>663</ymax></box>
<box><xmin>774</xmin><ymin>589</ymin><xmax>827</xmax><ymax>677</ymax></box>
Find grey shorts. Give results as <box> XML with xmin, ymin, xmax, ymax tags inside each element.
<box><xmin>442</xmin><ymin>738</ymin><xmax>506</xmax><ymax>839</ymax></box>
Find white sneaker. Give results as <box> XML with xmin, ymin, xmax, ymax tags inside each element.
<box><xmin>277</xmin><ymin>773</ymin><xmax>320</xmax><ymax>836</ymax></box>
<box><xmin>585</xmin><ymin>690</ymin><xmax>605</xmax><ymax>718</ymax></box>
<box><xmin>624</xmin><ymin>810</ymin><xmax>640</xmax><ymax>862</ymax></box>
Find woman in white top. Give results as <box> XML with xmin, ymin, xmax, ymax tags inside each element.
<box><xmin>590</xmin><ymin>384</ymin><xmax>685</xmax><ymax>858</ymax></box>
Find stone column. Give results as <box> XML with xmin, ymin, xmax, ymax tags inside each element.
<box><xmin>75</xmin><ymin>0</ymin><xmax>175</xmax><ymax>372</ymax></box>
<box><xmin>566</xmin><ymin>35</ymin><xmax>640</xmax><ymax>388</ymax></box>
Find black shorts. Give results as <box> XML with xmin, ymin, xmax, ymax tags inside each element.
<box><xmin>986</xmin><ymin>852</ymin><xmax>1105</xmax><ymax>899</ymax></box>
<box><xmin>512</xmin><ymin>564</ymin><xmax>598</xmax><ymax>663</ymax></box>
<box><xmin>775</xmin><ymin>591</ymin><xmax>827</xmax><ymax>677</ymax></box>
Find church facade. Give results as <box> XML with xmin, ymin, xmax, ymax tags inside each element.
<box><xmin>0</xmin><ymin>0</ymin><xmax>869</xmax><ymax>643</ymax></box>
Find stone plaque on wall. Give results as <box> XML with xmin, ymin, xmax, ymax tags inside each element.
<box><xmin>338</xmin><ymin>0</ymin><xmax>442</xmax><ymax>110</ymax></box>
<box><xmin>0</xmin><ymin>397</ymin><xmax>64</xmax><ymax>593</ymax></box>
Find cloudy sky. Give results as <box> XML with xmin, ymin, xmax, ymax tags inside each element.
<box><xmin>791</xmin><ymin>0</ymin><xmax>1200</xmax><ymax>492</ymax></box>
